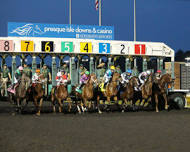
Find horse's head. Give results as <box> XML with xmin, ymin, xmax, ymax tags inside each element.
<box><xmin>147</xmin><ymin>73</ymin><xmax>153</xmax><ymax>83</ymax></box>
<box><xmin>112</xmin><ymin>72</ymin><xmax>121</xmax><ymax>82</ymax></box>
<box><xmin>38</xmin><ymin>74</ymin><xmax>45</xmax><ymax>83</ymax></box>
<box><xmin>129</xmin><ymin>76</ymin><xmax>140</xmax><ymax>88</ymax></box>
<box><xmin>160</xmin><ymin>73</ymin><xmax>173</xmax><ymax>89</ymax></box>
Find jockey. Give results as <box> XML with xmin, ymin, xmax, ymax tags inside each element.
<box><xmin>9</xmin><ymin>66</ymin><xmax>23</xmax><ymax>94</ymax></box>
<box><xmin>155</xmin><ymin>70</ymin><xmax>162</xmax><ymax>80</ymax></box>
<box><xmin>79</xmin><ymin>64</ymin><xmax>87</xmax><ymax>76</ymax></box>
<box><xmin>32</xmin><ymin>69</ymin><xmax>41</xmax><ymax>84</ymax></box>
<box><xmin>56</xmin><ymin>70</ymin><xmax>68</xmax><ymax>86</ymax></box>
<box><xmin>14</xmin><ymin>66</ymin><xmax>24</xmax><ymax>84</ymax></box>
<box><xmin>76</xmin><ymin>71</ymin><xmax>90</xmax><ymax>93</ymax></box>
<box><xmin>138</xmin><ymin>70</ymin><xmax>151</xmax><ymax>85</ymax></box>
<box><xmin>102</xmin><ymin>66</ymin><xmax>115</xmax><ymax>89</ymax></box>
<box><xmin>121</xmin><ymin>69</ymin><xmax>132</xmax><ymax>84</ymax></box>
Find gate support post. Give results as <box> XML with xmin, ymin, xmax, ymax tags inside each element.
<box><xmin>52</xmin><ymin>56</ymin><xmax>57</xmax><ymax>87</ymax></box>
<box><xmin>11</xmin><ymin>56</ymin><xmax>16</xmax><ymax>84</ymax></box>
<box><xmin>70</xmin><ymin>57</ymin><xmax>77</xmax><ymax>86</ymax></box>
<box><xmin>89</xmin><ymin>56</ymin><xmax>95</xmax><ymax>74</ymax></box>
<box><xmin>143</xmin><ymin>58</ymin><xmax>148</xmax><ymax>71</ymax></box>
<box><xmin>125</xmin><ymin>58</ymin><xmax>131</xmax><ymax>71</ymax></box>
<box><xmin>32</xmin><ymin>56</ymin><xmax>37</xmax><ymax>76</ymax></box>
<box><xmin>157</xmin><ymin>58</ymin><xmax>160</xmax><ymax>71</ymax></box>
<box><xmin>107</xmin><ymin>57</ymin><xmax>113</xmax><ymax>69</ymax></box>
<box><xmin>160</xmin><ymin>58</ymin><xmax>164</xmax><ymax>73</ymax></box>
<box><xmin>132</xmin><ymin>58</ymin><xmax>138</xmax><ymax>76</ymax></box>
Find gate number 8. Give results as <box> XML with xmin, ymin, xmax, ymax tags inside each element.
<box><xmin>4</xmin><ymin>41</ymin><xmax>9</xmax><ymax>51</ymax></box>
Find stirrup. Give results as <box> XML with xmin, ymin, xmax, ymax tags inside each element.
<box><xmin>76</xmin><ymin>88</ymin><xmax>82</xmax><ymax>94</ymax></box>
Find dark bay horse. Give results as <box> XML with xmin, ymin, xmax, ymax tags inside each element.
<box><xmin>120</xmin><ymin>76</ymin><xmax>139</xmax><ymax>111</ymax></box>
<box><xmin>27</xmin><ymin>74</ymin><xmax>44</xmax><ymax>116</ymax></box>
<box><xmin>97</xmin><ymin>72</ymin><xmax>121</xmax><ymax>113</ymax></box>
<box><xmin>152</xmin><ymin>73</ymin><xmax>173</xmax><ymax>112</ymax></box>
<box><xmin>51</xmin><ymin>83</ymin><xmax>70</xmax><ymax>113</ymax></box>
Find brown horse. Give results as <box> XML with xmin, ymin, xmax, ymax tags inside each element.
<box><xmin>51</xmin><ymin>83</ymin><xmax>70</xmax><ymax>113</ymax></box>
<box><xmin>139</xmin><ymin>73</ymin><xmax>154</xmax><ymax>107</ymax></box>
<box><xmin>120</xmin><ymin>76</ymin><xmax>139</xmax><ymax>111</ymax></box>
<box><xmin>27</xmin><ymin>74</ymin><xmax>44</xmax><ymax>116</ymax></box>
<box><xmin>152</xmin><ymin>73</ymin><xmax>173</xmax><ymax>112</ymax></box>
<box><xmin>72</xmin><ymin>74</ymin><xmax>98</xmax><ymax>114</ymax></box>
<box><xmin>97</xmin><ymin>72</ymin><xmax>121</xmax><ymax>113</ymax></box>
<box><xmin>14</xmin><ymin>73</ymin><xmax>31</xmax><ymax>113</ymax></box>
<box><xmin>81</xmin><ymin>73</ymin><xmax>98</xmax><ymax>113</ymax></box>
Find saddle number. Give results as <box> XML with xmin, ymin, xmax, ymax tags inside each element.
<box><xmin>0</xmin><ymin>40</ymin><xmax>14</xmax><ymax>51</ymax></box>
<box><xmin>21</xmin><ymin>41</ymin><xmax>34</xmax><ymax>52</ymax></box>
<box><xmin>80</xmin><ymin>42</ymin><xmax>92</xmax><ymax>53</ymax></box>
<box><xmin>135</xmin><ymin>44</ymin><xmax>146</xmax><ymax>55</ymax></box>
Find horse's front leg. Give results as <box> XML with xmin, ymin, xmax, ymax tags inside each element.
<box><xmin>154</xmin><ymin>94</ymin><xmax>159</xmax><ymax>112</ymax></box>
<box><xmin>122</xmin><ymin>98</ymin><xmax>128</xmax><ymax>112</ymax></box>
<box><xmin>33</xmin><ymin>97</ymin><xmax>39</xmax><ymax>115</ymax></box>
<box><xmin>57</xmin><ymin>98</ymin><xmax>63</xmax><ymax>113</ymax></box>
<box><xmin>82</xmin><ymin>98</ymin><xmax>87</xmax><ymax>112</ymax></box>
<box><xmin>51</xmin><ymin>95</ymin><xmax>56</xmax><ymax>113</ymax></box>
<box><xmin>36</xmin><ymin>98</ymin><xmax>43</xmax><ymax>116</ymax></box>
<box><xmin>97</xmin><ymin>95</ymin><xmax>102</xmax><ymax>114</ymax></box>
<box><xmin>16</xmin><ymin>98</ymin><xmax>21</xmax><ymax>113</ymax></box>
<box><xmin>163</xmin><ymin>93</ymin><xmax>168</xmax><ymax>110</ymax></box>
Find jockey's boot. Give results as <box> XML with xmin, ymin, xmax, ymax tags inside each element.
<box><xmin>104</xmin><ymin>82</ymin><xmax>107</xmax><ymax>89</ymax></box>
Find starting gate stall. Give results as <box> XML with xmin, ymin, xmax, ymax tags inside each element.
<box><xmin>1</xmin><ymin>36</ymin><xmax>180</xmax><ymax>104</ymax></box>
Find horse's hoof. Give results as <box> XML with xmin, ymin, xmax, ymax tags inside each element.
<box><xmin>165</xmin><ymin>105</ymin><xmax>169</xmax><ymax>110</ymax></box>
<box><xmin>11</xmin><ymin>112</ymin><xmax>16</xmax><ymax>116</ymax></box>
<box><xmin>122</xmin><ymin>110</ymin><xmax>125</xmax><ymax>113</ymax></box>
<box><xmin>156</xmin><ymin>110</ymin><xmax>159</xmax><ymax>113</ymax></box>
<box><xmin>36</xmin><ymin>113</ymin><xmax>40</xmax><ymax>116</ymax></box>
<box><xmin>98</xmin><ymin>110</ymin><xmax>102</xmax><ymax>114</ymax></box>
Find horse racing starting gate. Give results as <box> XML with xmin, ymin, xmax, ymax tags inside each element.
<box><xmin>1</xmin><ymin>36</ymin><xmax>190</xmax><ymax>109</ymax></box>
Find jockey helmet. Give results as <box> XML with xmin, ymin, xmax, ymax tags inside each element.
<box><xmin>127</xmin><ymin>69</ymin><xmax>132</xmax><ymax>74</ymax></box>
<box><xmin>80</xmin><ymin>64</ymin><xmax>84</xmax><ymax>67</ymax></box>
<box><xmin>85</xmin><ymin>71</ymin><xmax>90</xmax><ymax>75</ymax></box>
<box><xmin>3</xmin><ymin>64</ymin><xmax>7</xmax><ymax>66</ymax></box>
<box><xmin>36</xmin><ymin>69</ymin><xmax>40</xmax><ymax>73</ymax></box>
<box><xmin>110</xmin><ymin>66</ymin><xmax>115</xmax><ymax>70</ymax></box>
<box><xmin>146</xmin><ymin>70</ymin><xmax>151</xmax><ymax>75</ymax></box>
<box><xmin>57</xmin><ymin>72</ymin><xmax>62</xmax><ymax>77</ymax></box>
<box><xmin>157</xmin><ymin>70</ymin><xmax>162</xmax><ymax>73</ymax></box>
<box><xmin>18</xmin><ymin>66</ymin><xmax>23</xmax><ymax>71</ymax></box>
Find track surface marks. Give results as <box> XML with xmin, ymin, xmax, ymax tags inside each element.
<box><xmin>0</xmin><ymin>102</ymin><xmax>190</xmax><ymax>152</ymax></box>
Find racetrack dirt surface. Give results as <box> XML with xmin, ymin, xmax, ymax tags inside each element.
<box><xmin>0</xmin><ymin>102</ymin><xmax>190</xmax><ymax>152</ymax></box>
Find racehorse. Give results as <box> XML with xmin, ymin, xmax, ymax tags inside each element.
<box><xmin>72</xmin><ymin>74</ymin><xmax>98</xmax><ymax>114</ymax></box>
<box><xmin>81</xmin><ymin>73</ymin><xmax>98</xmax><ymax>112</ymax></box>
<box><xmin>97</xmin><ymin>72</ymin><xmax>121</xmax><ymax>113</ymax></box>
<box><xmin>120</xmin><ymin>76</ymin><xmax>139</xmax><ymax>111</ymax></box>
<box><xmin>12</xmin><ymin>73</ymin><xmax>31</xmax><ymax>113</ymax></box>
<box><xmin>51</xmin><ymin>83</ymin><xmax>70</xmax><ymax>113</ymax></box>
<box><xmin>152</xmin><ymin>73</ymin><xmax>173</xmax><ymax>112</ymax></box>
<box><xmin>137</xmin><ymin>73</ymin><xmax>154</xmax><ymax>108</ymax></box>
<box><xmin>27</xmin><ymin>74</ymin><xmax>44</xmax><ymax>116</ymax></box>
